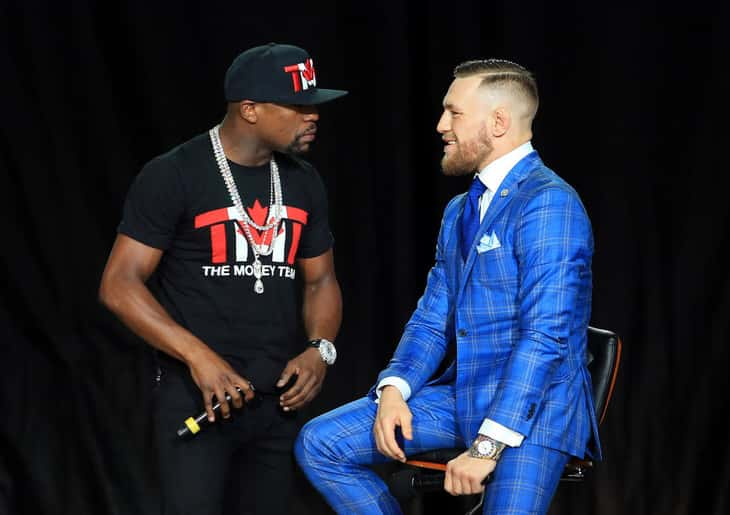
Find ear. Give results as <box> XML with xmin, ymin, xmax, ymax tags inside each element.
<box><xmin>491</xmin><ymin>107</ymin><xmax>511</xmax><ymax>138</ymax></box>
<box><xmin>238</xmin><ymin>101</ymin><xmax>258</xmax><ymax>123</ymax></box>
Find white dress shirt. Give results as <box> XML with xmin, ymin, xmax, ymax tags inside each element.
<box><xmin>377</xmin><ymin>142</ymin><xmax>535</xmax><ymax>448</ymax></box>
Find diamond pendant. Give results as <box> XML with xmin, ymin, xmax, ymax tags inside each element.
<box><xmin>252</xmin><ymin>258</ymin><xmax>264</xmax><ymax>294</ymax></box>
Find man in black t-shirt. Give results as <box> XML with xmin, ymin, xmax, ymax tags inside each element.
<box><xmin>99</xmin><ymin>43</ymin><xmax>346</xmax><ymax>514</ymax></box>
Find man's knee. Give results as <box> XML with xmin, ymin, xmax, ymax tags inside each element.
<box><xmin>295</xmin><ymin>400</ymin><xmax>374</xmax><ymax>467</ymax></box>
<box><xmin>295</xmin><ymin>415</ymin><xmax>335</xmax><ymax>466</ymax></box>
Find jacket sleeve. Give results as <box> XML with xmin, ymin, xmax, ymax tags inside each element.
<box><xmin>484</xmin><ymin>185</ymin><xmax>593</xmax><ymax>436</ymax></box>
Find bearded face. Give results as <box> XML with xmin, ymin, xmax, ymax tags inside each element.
<box><xmin>255</xmin><ymin>102</ymin><xmax>319</xmax><ymax>155</ymax></box>
<box><xmin>285</xmin><ymin>125</ymin><xmax>318</xmax><ymax>155</ymax></box>
<box><xmin>437</xmin><ymin>76</ymin><xmax>496</xmax><ymax>176</ymax></box>
<box><xmin>440</xmin><ymin>124</ymin><xmax>494</xmax><ymax>176</ymax></box>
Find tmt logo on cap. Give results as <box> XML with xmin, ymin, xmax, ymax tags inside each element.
<box><xmin>283</xmin><ymin>59</ymin><xmax>317</xmax><ymax>93</ymax></box>
<box><xmin>224</xmin><ymin>43</ymin><xmax>347</xmax><ymax>105</ymax></box>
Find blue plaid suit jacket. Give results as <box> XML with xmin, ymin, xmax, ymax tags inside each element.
<box><xmin>374</xmin><ymin>151</ymin><xmax>600</xmax><ymax>459</ymax></box>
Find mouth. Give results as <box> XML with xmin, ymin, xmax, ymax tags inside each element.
<box><xmin>442</xmin><ymin>139</ymin><xmax>456</xmax><ymax>152</ymax></box>
<box><xmin>299</xmin><ymin>127</ymin><xmax>317</xmax><ymax>143</ymax></box>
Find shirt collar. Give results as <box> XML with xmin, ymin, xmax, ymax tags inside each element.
<box><xmin>475</xmin><ymin>141</ymin><xmax>534</xmax><ymax>192</ymax></box>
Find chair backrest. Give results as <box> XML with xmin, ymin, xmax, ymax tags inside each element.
<box><xmin>585</xmin><ymin>326</ymin><xmax>622</xmax><ymax>426</ymax></box>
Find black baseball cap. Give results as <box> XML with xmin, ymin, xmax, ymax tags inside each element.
<box><xmin>224</xmin><ymin>43</ymin><xmax>348</xmax><ymax>105</ymax></box>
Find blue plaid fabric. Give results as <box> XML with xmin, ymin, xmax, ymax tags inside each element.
<box><xmin>295</xmin><ymin>386</ymin><xmax>570</xmax><ymax>514</ymax></box>
<box><xmin>483</xmin><ymin>443</ymin><xmax>569</xmax><ymax>514</ymax></box>
<box><xmin>296</xmin><ymin>385</ymin><xmax>464</xmax><ymax>514</ymax></box>
<box><xmin>371</xmin><ymin>151</ymin><xmax>600</xmax><ymax>459</ymax></box>
<box><xmin>296</xmin><ymin>151</ymin><xmax>600</xmax><ymax>514</ymax></box>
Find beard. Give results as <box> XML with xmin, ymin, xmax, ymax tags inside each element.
<box><xmin>441</xmin><ymin>126</ymin><xmax>493</xmax><ymax>176</ymax></box>
<box><xmin>286</xmin><ymin>136</ymin><xmax>309</xmax><ymax>155</ymax></box>
<box><xmin>285</xmin><ymin>127</ymin><xmax>317</xmax><ymax>155</ymax></box>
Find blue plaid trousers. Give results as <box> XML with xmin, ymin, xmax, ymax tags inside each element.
<box><xmin>295</xmin><ymin>384</ymin><xmax>569</xmax><ymax>514</ymax></box>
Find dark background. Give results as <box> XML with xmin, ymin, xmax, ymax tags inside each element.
<box><xmin>1</xmin><ymin>1</ymin><xmax>728</xmax><ymax>514</ymax></box>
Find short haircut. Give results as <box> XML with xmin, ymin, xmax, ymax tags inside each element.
<box><xmin>453</xmin><ymin>59</ymin><xmax>539</xmax><ymax>118</ymax></box>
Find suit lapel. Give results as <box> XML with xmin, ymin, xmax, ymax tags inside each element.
<box><xmin>457</xmin><ymin>152</ymin><xmax>540</xmax><ymax>298</ymax></box>
<box><xmin>445</xmin><ymin>195</ymin><xmax>466</xmax><ymax>295</ymax></box>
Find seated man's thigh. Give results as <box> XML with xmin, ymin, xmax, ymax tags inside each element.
<box><xmin>297</xmin><ymin>384</ymin><xmax>463</xmax><ymax>466</ymax></box>
<box><xmin>483</xmin><ymin>442</ymin><xmax>570</xmax><ymax>515</ymax></box>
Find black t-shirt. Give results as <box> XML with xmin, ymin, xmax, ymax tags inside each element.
<box><xmin>118</xmin><ymin>132</ymin><xmax>333</xmax><ymax>391</ymax></box>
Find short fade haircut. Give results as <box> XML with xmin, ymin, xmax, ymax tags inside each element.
<box><xmin>453</xmin><ymin>59</ymin><xmax>539</xmax><ymax>119</ymax></box>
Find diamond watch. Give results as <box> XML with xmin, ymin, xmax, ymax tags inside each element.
<box><xmin>469</xmin><ymin>434</ymin><xmax>506</xmax><ymax>461</ymax></box>
<box><xmin>308</xmin><ymin>338</ymin><xmax>337</xmax><ymax>365</ymax></box>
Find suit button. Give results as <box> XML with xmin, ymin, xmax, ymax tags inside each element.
<box><xmin>458</xmin><ymin>329</ymin><xmax>468</xmax><ymax>337</ymax></box>
<box><xmin>526</xmin><ymin>403</ymin><xmax>536</xmax><ymax>421</ymax></box>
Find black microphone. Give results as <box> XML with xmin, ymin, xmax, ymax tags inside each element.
<box><xmin>412</xmin><ymin>471</ymin><xmax>446</xmax><ymax>491</ymax></box>
<box><xmin>176</xmin><ymin>387</ymin><xmax>244</xmax><ymax>438</ymax></box>
<box><xmin>389</xmin><ymin>469</ymin><xmax>445</xmax><ymax>500</ymax></box>
<box><xmin>389</xmin><ymin>468</ymin><xmax>494</xmax><ymax>501</ymax></box>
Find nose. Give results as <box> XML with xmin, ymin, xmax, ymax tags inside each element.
<box><xmin>436</xmin><ymin>110</ymin><xmax>449</xmax><ymax>134</ymax></box>
<box><xmin>301</xmin><ymin>104</ymin><xmax>319</xmax><ymax>121</ymax></box>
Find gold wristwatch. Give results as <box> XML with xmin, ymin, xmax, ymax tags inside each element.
<box><xmin>468</xmin><ymin>434</ymin><xmax>506</xmax><ymax>461</ymax></box>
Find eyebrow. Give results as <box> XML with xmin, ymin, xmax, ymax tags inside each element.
<box><xmin>443</xmin><ymin>101</ymin><xmax>461</xmax><ymax>110</ymax></box>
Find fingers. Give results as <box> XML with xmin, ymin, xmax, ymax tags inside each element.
<box><xmin>373</xmin><ymin>421</ymin><xmax>402</xmax><ymax>461</ymax></box>
<box><xmin>373</xmin><ymin>392</ymin><xmax>412</xmax><ymax>462</ymax></box>
<box><xmin>466</xmin><ymin>477</ymin><xmax>485</xmax><ymax>495</ymax></box>
<box><xmin>203</xmin><ymin>390</ymin><xmax>215</xmax><ymax>422</ymax></box>
<box><xmin>382</xmin><ymin>421</ymin><xmax>406</xmax><ymax>462</ymax></box>
<box><xmin>444</xmin><ymin>466</ymin><xmax>453</xmax><ymax>494</ymax></box>
<box><xmin>230</xmin><ymin>373</ymin><xmax>257</xmax><ymax>406</ymax></box>
<box><xmin>401</xmin><ymin>412</ymin><xmax>414</xmax><ymax>441</ymax></box>
<box><xmin>202</xmin><ymin>374</ymin><xmax>254</xmax><ymax>422</ymax></box>
<box><xmin>444</xmin><ymin>457</ymin><xmax>488</xmax><ymax>496</ymax></box>
<box><xmin>280</xmin><ymin>369</ymin><xmax>323</xmax><ymax>411</ymax></box>
<box><xmin>372</xmin><ymin>416</ymin><xmax>390</xmax><ymax>458</ymax></box>
<box><xmin>188</xmin><ymin>349</ymin><xmax>256</xmax><ymax>422</ymax></box>
<box><xmin>445</xmin><ymin>462</ymin><xmax>468</xmax><ymax>496</ymax></box>
<box><xmin>446</xmin><ymin>475</ymin><xmax>480</xmax><ymax>496</ymax></box>
<box><xmin>373</xmin><ymin>412</ymin><xmax>408</xmax><ymax>462</ymax></box>
<box><xmin>213</xmin><ymin>384</ymin><xmax>231</xmax><ymax>419</ymax></box>
<box><xmin>278</xmin><ymin>354</ymin><xmax>327</xmax><ymax>410</ymax></box>
<box><xmin>240</xmin><ymin>380</ymin><xmax>256</xmax><ymax>403</ymax></box>
<box><xmin>200</xmin><ymin>382</ymin><xmax>233</xmax><ymax>421</ymax></box>
<box><xmin>276</xmin><ymin>364</ymin><xmax>296</xmax><ymax>389</ymax></box>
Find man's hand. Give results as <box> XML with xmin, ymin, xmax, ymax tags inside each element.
<box><xmin>373</xmin><ymin>386</ymin><xmax>413</xmax><ymax>462</ymax></box>
<box><xmin>99</xmin><ymin>234</ymin><xmax>254</xmax><ymax>423</ymax></box>
<box><xmin>277</xmin><ymin>347</ymin><xmax>327</xmax><ymax>411</ymax></box>
<box><xmin>186</xmin><ymin>345</ymin><xmax>255</xmax><ymax>422</ymax></box>
<box><xmin>444</xmin><ymin>451</ymin><xmax>496</xmax><ymax>496</ymax></box>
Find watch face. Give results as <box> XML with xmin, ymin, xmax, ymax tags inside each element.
<box><xmin>320</xmin><ymin>340</ymin><xmax>336</xmax><ymax>364</ymax></box>
<box><xmin>477</xmin><ymin>439</ymin><xmax>496</xmax><ymax>457</ymax></box>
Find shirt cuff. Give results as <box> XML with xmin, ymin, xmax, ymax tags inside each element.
<box><xmin>478</xmin><ymin>418</ymin><xmax>525</xmax><ymax>447</ymax></box>
<box><xmin>375</xmin><ymin>377</ymin><xmax>412</xmax><ymax>403</ymax></box>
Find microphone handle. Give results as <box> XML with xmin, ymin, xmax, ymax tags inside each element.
<box><xmin>413</xmin><ymin>470</ymin><xmax>493</xmax><ymax>492</ymax></box>
<box><xmin>413</xmin><ymin>472</ymin><xmax>445</xmax><ymax>491</ymax></box>
<box><xmin>176</xmin><ymin>388</ymin><xmax>241</xmax><ymax>437</ymax></box>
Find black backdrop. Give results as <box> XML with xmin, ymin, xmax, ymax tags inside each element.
<box><xmin>1</xmin><ymin>1</ymin><xmax>728</xmax><ymax>514</ymax></box>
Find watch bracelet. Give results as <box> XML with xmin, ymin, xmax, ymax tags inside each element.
<box><xmin>470</xmin><ymin>435</ymin><xmax>506</xmax><ymax>460</ymax></box>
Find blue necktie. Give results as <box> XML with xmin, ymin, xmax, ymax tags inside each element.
<box><xmin>461</xmin><ymin>177</ymin><xmax>487</xmax><ymax>260</ymax></box>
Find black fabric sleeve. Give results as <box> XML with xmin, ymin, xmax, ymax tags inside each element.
<box><xmin>296</xmin><ymin>164</ymin><xmax>334</xmax><ymax>259</ymax></box>
<box><xmin>117</xmin><ymin>155</ymin><xmax>185</xmax><ymax>250</ymax></box>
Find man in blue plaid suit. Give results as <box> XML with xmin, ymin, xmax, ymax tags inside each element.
<box><xmin>295</xmin><ymin>59</ymin><xmax>599</xmax><ymax>514</ymax></box>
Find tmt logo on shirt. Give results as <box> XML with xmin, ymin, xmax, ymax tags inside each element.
<box><xmin>194</xmin><ymin>200</ymin><xmax>309</xmax><ymax>266</ymax></box>
<box><xmin>283</xmin><ymin>58</ymin><xmax>316</xmax><ymax>93</ymax></box>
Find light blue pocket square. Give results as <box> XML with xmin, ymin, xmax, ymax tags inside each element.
<box><xmin>476</xmin><ymin>231</ymin><xmax>501</xmax><ymax>253</ymax></box>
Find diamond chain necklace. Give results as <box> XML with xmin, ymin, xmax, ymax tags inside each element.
<box><xmin>209</xmin><ymin>124</ymin><xmax>283</xmax><ymax>294</ymax></box>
